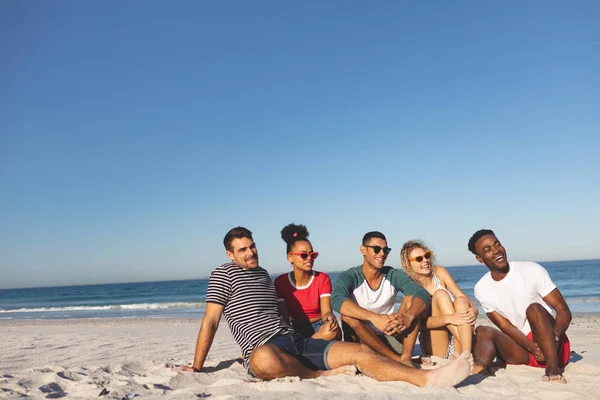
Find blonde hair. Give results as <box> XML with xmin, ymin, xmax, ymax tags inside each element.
<box><xmin>400</xmin><ymin>239</ymin><xmax>438</xmax><ymax>286</ymax></box>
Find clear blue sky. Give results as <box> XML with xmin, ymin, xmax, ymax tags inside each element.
<box><xmin>1</xmin><ymin>1</ymin><xmax>599</xmax><ymax>289</ymax></box>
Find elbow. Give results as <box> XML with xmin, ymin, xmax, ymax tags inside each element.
<box><xmin>331</xmin><ymin>297</ymin><xmax>343</xmax><ymax>313</ymax></box>
<box><xmin>563</xmin><ymin>307</ymin><xmax>572</xmax><ymax>323</ymax></box>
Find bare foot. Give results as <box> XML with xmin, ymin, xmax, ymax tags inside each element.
<box><xmin>415</xmin><ymin>356</ymin><xmax>435</xmax><ymax>366</ymax></box>
<box><xmin>425</xmin><ymin>350</ymin><xmax>470</xmax><ymax>387</ymax></box>
<box><xmin>399</xmin><ymin>356</ymin><xmax>415</xmax><ymax>367</ymax></box>
<box><xmin>173</xmin><ymin>365</ymin><xmax>196</xmax><ymax>372</ymax></box>
<box><xmin>542</xmin><ymin>367</ymin><xmax>566</xmax><ymax>384</ymax></box>
<box><xmin>465</xmin><ymin>352</ymin><xmax>474</xmax><ymax>370</ymax></box>
<box><xmin>321</xmin><ymin>365</ymin><xmax>357</xmax><ymax>377</ymax></box>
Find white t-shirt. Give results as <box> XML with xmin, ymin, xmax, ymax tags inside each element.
<box><xmin>474</xmin><ymin>261</ymin><xmax>557</xmax><ymax>335</ymax></box>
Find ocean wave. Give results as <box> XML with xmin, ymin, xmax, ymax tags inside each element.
<box><xmin>0</xmin><ymin>302</ymin><xmax>207</xmax><ymax>313</ymax></box>
<box><xmin>566</xmin><ymin>298</ymin><xmax>600</xmax><ymax>303</ymax></box>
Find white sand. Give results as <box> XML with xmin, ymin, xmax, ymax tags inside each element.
<box><xmin>1</xmin><ymin>315</ymin><xmax>599</xmax><ymax>399</ymax></box>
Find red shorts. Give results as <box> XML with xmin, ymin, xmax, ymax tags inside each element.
<box><xmin>525</xmin><ymin>331</ymin><xmax>570</xmax><ymax>368</ymax></box>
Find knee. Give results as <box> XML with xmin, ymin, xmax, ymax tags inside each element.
<box><xmin>432</xmin><ymin>290</ymin><xmax>452</xmax><ymax>304</ymax></box>
<box><xmin>249</xmin><ymin>345</ymin><xmax>279</xmax><ymax>379</ymax></box>
<box><xmin>321</xmin><ymin>329</ymin><xmax>342</xmax><ymax>341</ymax></box>
<box><xmin>453</xmin><ymin>296</ymin><xmax>470</xmax><ymax>310</ymax></box>
<box><xmin>454</xmin><ymin>296</ymin><xmax>469</xmax><ymax>307</ymax></box>
<box><xmin>475</xmin><ymin>325</ymin><xmax>494</xmax><ymax>339</ymax></box>
<box><xmin>526</xmin><ymin>302</ymin><xmax>545</xmax><ymax>319</ymax></box>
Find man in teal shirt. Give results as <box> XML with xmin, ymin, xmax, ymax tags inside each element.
<box><xmin>332</xmin><ymin>231</ymin><xmax>430</xmax><ymax>366</ymax></box>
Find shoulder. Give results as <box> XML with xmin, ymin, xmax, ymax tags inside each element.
<box><xmin>434</xmin><ymin>266</ymin><xmax>450</xmax><ymax>277</ymax></box>
<box><xmin>474</xmin><ymin>272</ymin><xmax>492</xmax><ymax>290</ymax></box>
<box><xmin>313</xmin><ymin>271</ymin><xmax>331</xmax><ymax>281</ymax></box>
<box><xmin>335</xmin><ymin>266</ymin><xmax>364</xmax><ymax>286</ymax></box>
<box><xmin>512</xmin><ymin>260</ymin><xmax>544</xmax><ymax>268</ymax></box>
<box><xmin>511</xmin><ymin>261</ymin><xmax>547</xmax><ymax>274</ymax></box>
<box><xmin>386</xmin><ymin>266</ymin><xmax>409</xmax><ymax>279</ymax></box>
<box><xmin>338</xmin><ymin>265</ymin><xmax>362</xmax><ymax>279</ymax></box>
<box><xmin>274</xmin><ymin>273</ymin><xmax>289</xmax><ymax>285</ymax></box>
<box><xmin>210</xmin><ymin>262</ymin><xmax>238</xmax><ymax>276</ymax></box>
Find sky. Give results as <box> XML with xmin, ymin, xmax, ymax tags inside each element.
<box><xmin>1</xmin><ymin>1</ymin><xmax>599</xmax><ymax>289</ymax></box>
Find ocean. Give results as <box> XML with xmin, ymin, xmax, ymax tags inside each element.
<box><xmin>1</xmin><ymin>259</ymin><xmax>599</xmax><ymax>320</ymax></box>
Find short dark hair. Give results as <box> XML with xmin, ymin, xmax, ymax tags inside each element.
<box><xmin>362</xmin><ymin>231</ymin><xmax>387</xmax><ymax>246</ymax></box>
<box><xmin>467</xmin><ymin>229</ymin><xmax>495</xmax><ymax>255</ymax></box>
<box><xmin>223</xmin><ymin>227</ymin><xmax>253</xmax><ymax>252</ymax></box>
<box><xmin>281</xmin><ymin>223</ymin><xmax>311</xmax><ymax>253</ymax></box>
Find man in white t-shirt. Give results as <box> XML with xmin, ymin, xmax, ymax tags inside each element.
<box><xmin>468</xmin><ymin>229</ymin><xmax>572</xmax><ymax>383</ymax></box>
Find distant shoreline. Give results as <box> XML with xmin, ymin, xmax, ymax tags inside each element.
<box><xmin>2</xmin><ymin>258</ymin><xmax>599</xmax><ymax>290</ymax></box>
<box><xmin>2</xmin><ymin>312</ymin><xmax>599</xmax><ymax>326</ymax></box>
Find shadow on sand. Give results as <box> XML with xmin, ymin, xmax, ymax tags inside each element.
<box><xmin>201</xmin><ymin>358</ymin><xmax>243</xmax><ymax>373</ymax></box>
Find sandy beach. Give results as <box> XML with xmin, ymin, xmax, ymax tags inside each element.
<box><xmin>1</xmin><ymin>315</ymin><xmax>599</xmax><ymax>399</ymax></box>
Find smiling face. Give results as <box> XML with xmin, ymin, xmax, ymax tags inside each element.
<box><xmin>408</xmin><ymin>247</ymin><xmax>432</xmax><ymax>276</ymax></box>
<box><xmin>361</xmin><ymin>237</ymin><xmax>388</xmax><ymax>270</ymax></box>
<box><xmin>226</xmin><ymin>237</ymin><xmax>259</xmax><ymax>269</ymax></box>
<box><xmin>287</xmin><ymin>240</ymin><xmax>316</xmax><ymax>272</ymax></box>
<box><xmin>474</xmin><ymin>234</ymin><xmax>509</xmax><ymax>272</ymax></box>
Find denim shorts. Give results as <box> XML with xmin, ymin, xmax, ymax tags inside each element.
<box><xmin>292</xmin><ymin>319</ymin><xmax>324</xmax><ymax>338</ymax></box>
<box><xmin>249</xmin><ymin>333</ymin><xmax>334</xmax><ymax>376</ymax></box>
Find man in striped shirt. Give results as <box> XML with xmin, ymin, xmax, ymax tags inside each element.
<box><xmin>176</xmin><ymin>227</ymin><xmax>471</xmax><ymax>387</ymax></box>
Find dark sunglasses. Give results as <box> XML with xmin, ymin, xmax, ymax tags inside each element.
<box><xmin>364</xmin><ymin>245</ymin><xmax>392</xmax><ymax>255</ymax></box>
<box><xmin>289</xmin><ymin>251</ymin><xmax>319</xmax><ymax>260</ymax></box>
<box><xmin>409</xmin><ymin>252</ymin><xmax>432</xmax><ymax>262</ymax></box>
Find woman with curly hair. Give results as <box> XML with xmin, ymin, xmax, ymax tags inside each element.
<box><xmin>400</xmin><ymin>240</ymin><xmax>478</xmax><ymax>359</ymax></box>
<box><xmin>274</xmin><ymin>223</ymin><xmax>342</xmax><ymax>340</ymax></box>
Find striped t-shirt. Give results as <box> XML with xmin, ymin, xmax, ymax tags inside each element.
<box><xmin>206</xmin><ymin>262</ymin><xmax>294</xmax><ymax>369</ymax></box>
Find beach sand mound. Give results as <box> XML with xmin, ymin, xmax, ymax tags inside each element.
<box><xmin>1</xmin><ymin>317</ymin><xmax>599</xmax><ymax>399</ymax></box>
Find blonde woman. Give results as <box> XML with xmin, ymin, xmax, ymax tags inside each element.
<box><xmin>400</xmin><ymin>240</ymin><xmax>478</xmax><ymax>359</ymax></box>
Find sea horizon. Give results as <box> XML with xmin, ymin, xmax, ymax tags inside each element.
<box><xmin>1</xmin><ymin>259</ymin><xmax>599</xmax><ymax>320</ymax></box>
<box><xmin>2</xmin><ymin>257</ymin><xmax>598</xmax><ymax>291</ymax></box>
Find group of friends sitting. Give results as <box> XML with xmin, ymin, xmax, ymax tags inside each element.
<box><xmin>176</xmin><ymin>224</ymin><xmax>572</xmax><ymax>387</ymax></box>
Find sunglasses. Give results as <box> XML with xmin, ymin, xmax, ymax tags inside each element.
<box><xmin>364</xmin><ymin>245</ymin><xmax>392</xmax><ymax>255</ymax></box>
<box><xmin>289</xmin><ymin>251</ymin><xmax>319</xmax><ymax>260</ymax></box>
<box><xmin>409</xmin><ymin>252</ymin><xmax>432</xmax><ymax>262</ymax></box>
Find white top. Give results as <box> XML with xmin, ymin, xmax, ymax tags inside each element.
<box><xmin>474</xmin><ymin>261</ymin><xmax>557</xmax><ymax>335</ymax></box>
<box><xmin>432</xmin><ymin>272</ymin><xmax>455</xmax><ymax>302</ymax></box>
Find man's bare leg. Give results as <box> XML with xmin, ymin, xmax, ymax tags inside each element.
<box><xmin>249</xmin><ymin>344</ymin><xmax>356</xmax><ymax>380</ymax></box>
<box><xmin>341</xmin><ymin>315</ymin><xmax>406</xmax><ymax>364</ymax></box>
<box><xmin>472</xmin><ymin>326</ymin><xmax>530</xmax><ymax>374</ymax></box>
<box><xmin>326</xmin><ymin>341</ymin><xmax>470</xmax><ymax>387</ymax></box>
<box><xmin>526</xmin><ymin>303</ymin><xmax>566</xmax><ymax>383</ymax></box>
<box><xmin>398</xmin><ymin>296</ymin><xmax>421</xmax><ymax>365</ymax></box>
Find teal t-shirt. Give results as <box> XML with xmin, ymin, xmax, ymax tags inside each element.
<box><xmin>331</xmin><ymin>265</ymin><xmax>430</xmax><ymax>332</ymax></box>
